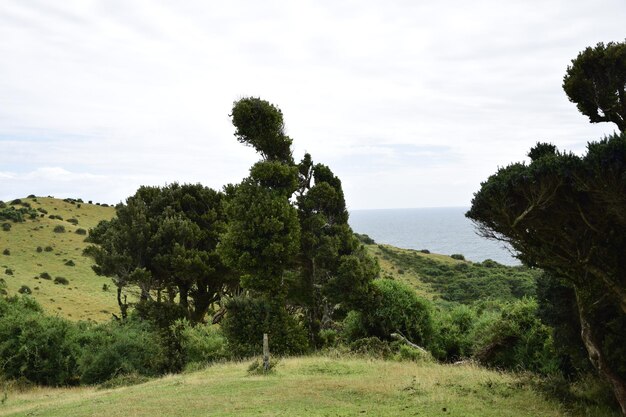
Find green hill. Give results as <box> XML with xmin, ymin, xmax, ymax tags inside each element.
<box><xmin>0</xmin><ymin>196</ymin><xmax>116</xmax><ymax>321</ymax></box>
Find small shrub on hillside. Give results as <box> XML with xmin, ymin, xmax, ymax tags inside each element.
<box><xmin>10</xmin><ymin>199</ymin><xmax>22</xmax><ymax>205</ymax></box>
<box><xmin>75</xmin><ymin>228</ymin><xmax>87</xmax><ymax>235</ymax></box>
<box><xmin>247</xmin><ymin>357</ymin><xmax>279</xmax><ymax>375</ymax></box>
<box><xmin>37</xmin><ymin>208</ymin><xmax>48</xmax><ymax>214</ymax></box>
<box><xmin>27</xmin><ymin>194</ymin><xmax>36</xmax><ymax>198</ymax></box>
<box><xmin>64</xmin><ymin>260</ymin><xmax>75</xmax><ymax>267</ymax></box>
<box><xmin>354</xmin><ymin>233</ymin><xmax>376</xmax><ymax>244</ymax></box>
<box><xmin>349</xmin><ymin>337</ymin><xmax>392</xmax><ymax>358</ymax></box>
<box><xmin>97</xmin><ymin>373</ymin><xmax>150</xmax><ymax>389</ymax></box>
<box><xmin>2</xmin><ymin>223</ymin><xmax>11</xmax><ymax>232</ymax></box>
<box><xmin>450</xmin><ymin>254</ymin><xmax>465</xmax><ymax>261</ymax></box>
<box><xmin>5</xmin><ymin>268</ymin><xmax>13</xmax><ymax>276</ymax></box>
<box><xmin>18</xmin><ymin>285</ymin><xmax>32</xmax><ymax>294</ymax></box>
<box><xmin>394</xmin><ymin>344</ymin><xmax>434</xmax><ymax>363</ymax></box>
<box><xmin>2</xmin><ymin>249</ymin><xmax>9</xmax><ymax>256</ymax></box>
<box><xmin>36</xmin><ymin>246</ymin><xmax>43</xmax><ymax>252</ymax></box>
<box><xmin>53</xmin><ymin>225</ymin><xmax>66</xmax><ymax>233</ymax></box>
<box><xmin>54</xmin><ymin>276</ymin><xmax>69</xmax><ymax>285</ymax></box>
<box><xmin>44</xmin><ymin>246</ymin><xmax>53</xmax><ymax>252</ymax></box>
<box><xmin>40</xmin><ymin>272</ymin><xmax>52</xmax><ymax>280</ymax></box>
<box><xmin>67</xmin><ymin>218</ymin><xmax>78</xmax><ymax>225</ymax></box>
<box><xmin>420</xmin><ymin>249</ymin><xmax>430</xmax><ymax>254</ymax></box>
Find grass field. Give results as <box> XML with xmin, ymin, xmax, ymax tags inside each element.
<box><xmin>0</xmin><ymin>197</ymin><xmax>117</xmax><ymax>321</ymax></box>
<box><xmin>0</xmin><ymin>356</ymin><xmax>599</xmax><ymax>417</ymax></box>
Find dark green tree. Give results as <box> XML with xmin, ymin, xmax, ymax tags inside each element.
<box><xmin>467</xmin><ymin>135</ymin><xmax>626</xmax><ymax>413</ymax></box>
<box><xmin>85</xmin><ymin>183</ymin><xmax>237</xmax><ymax>322</ymax></box>
<box><xmin>563</xmin><ymin>41</ymin><xmax>626</xmax><ymax>132</ymax></box>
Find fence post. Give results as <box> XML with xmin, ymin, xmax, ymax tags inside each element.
<box><xmin>263</xmin><ymin>333</ymin><xmax>270</xmax><ymax>372</ymax></box>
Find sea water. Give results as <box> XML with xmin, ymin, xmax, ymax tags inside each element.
<box><xmin>348</xmin><ymin>207</ymin><xmax>518</xmax><ymax>266</ymax></box>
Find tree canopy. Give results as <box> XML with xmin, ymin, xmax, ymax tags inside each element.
<box><xmin>563</xmin><ymin>41</ymin><xmax>626</xmax><ymax>132</ymax></box>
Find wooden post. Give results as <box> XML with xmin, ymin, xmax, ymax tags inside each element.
<box><xmin>263</xmin><ymin>333</ymin><xmax>270</xmax><ymax>372</ymax></box>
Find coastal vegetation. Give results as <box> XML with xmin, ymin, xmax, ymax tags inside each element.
<box><xmin>1</xmin><ymin>41</ymin><xmax>626</xmax><ymax>416</ymax></box>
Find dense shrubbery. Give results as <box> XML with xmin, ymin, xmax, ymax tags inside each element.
<box><xmin>222</xmin><ymin>296</ymin><xmax>308</xmax><ymax>358</ymax></box>
<box><xmin>377</xmin><ymin>246</ymin><xmax>538</xmax><ymax>303</ymax></box>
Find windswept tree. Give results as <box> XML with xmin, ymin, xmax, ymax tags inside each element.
<box><xmin>563</xmin><ymin>41</ymin><xmax>626</xmax><ymax>132</ymax></box>
<box><xmin>467</xmin><ymin>135</ymin><xmax>626</xmax><ymax>414</ymax></box>
<box><xmin>85</xmin><ymin>183</ymin><xmax>238</xmax><ymax>322</ymax></box>
<box><xmin>219</xmin><ymin>97</ymin><xmax>379</xmax><ymax>349</ymax></box>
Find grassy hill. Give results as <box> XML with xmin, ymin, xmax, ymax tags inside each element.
<box><xmin>0</xmin><ymin>356</ymin><xmax>585</xmax><ymax>417</ymax></box>
<box><xmin>0</xmin><ymin>197</ymin><xmax>116</xmax><ymax>321</ymax></box>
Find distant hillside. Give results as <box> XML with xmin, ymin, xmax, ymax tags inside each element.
<box><xmin>0</xmin><ymin>196</ymin><xmax>116</xmax><ymax>321</ymax></box>
<box><xmin>0</xmin><ymin>198</ymin><xmax>538</xmax><ymax>322</ymax></box>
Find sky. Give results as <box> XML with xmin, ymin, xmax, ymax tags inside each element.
<box><xmin>1</xmin><ymin>1</ymin><xmax>625</xmax><ymax>210</ymax></box>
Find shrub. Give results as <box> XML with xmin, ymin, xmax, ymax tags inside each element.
<box><xmin>64</xmin><ymin>260</ymin><xmax>75</xmax><ymax>267</ymax></box>
<box><xmin>10</xmin><ymin>199</ymin><xmax>22</xmax><ymax>205</ymax></box>
<box><xmin>77</xmin><ymin>320</ymin><xmax>168</xmax><ymax>384</ymax></box>
<box><xmin>430</xmin><ymin>304</ymin><xmax>477</xmax><ymax>362</ymax></box>
<box><xmin>37</xmin><ymin>208</ymin><xmax>48</xmax><ymax>214</ymax></box>
<box><xmin>5</xmin><ymin>268</ymin><xmax>13</xmax><ymax>276</ymax></box>
<box><xmin>27</xmin><ymin>194</ymin><xmax>36</xmax><ymax>198</ymax></box>
<box><xmin>2</xmin><ymin>223</ymin><xmax>11</xmax><ymax>232</ymax></box>
<box><xmin>450</xmin><ymin>254</ymin><xmax>465</xmax><ymax>261</ymax></box>
<box><xmin>40</xmin><ymin>272</ymin><xmax>52</xmax><ymax>280</ymax></box>
<box><xmin>222</xmin><ymin>296</ymin><xmax>308</xmax><ymax>358</ymax></box>
<box><xmin>18</xmin><ymin>285</ymin><xmax>32</xmax><ymax>294</ymax></box>
<box><xmin>53</xmin><ymin>225</ymin><xmax>66</xmax><ymax>233</ymax></box>
<box><xmin>75</xmin><ymin>228</ymin><xmax>87</xmax><ymax>235</ymax></box>
<box><xmin>420</xmin><ymin>249</ymin><xmax>430</xmax><ymax>254</ymax></box>
<box><xmin>359</xmin><ymin>279</ymin><xmax>434</xmax><ymax>347</ymax></box>
<box><xmin>349</xmin><ymin>336</ymin><xmax>392</xmax><ymax>358</ymax></box>
<box><xmin>0</xmin><ymin>296</ymin><xmax>80</xmax><ymax>385</ymax></box>
<box><xmin>44</xmin><ymin>246</ymin><xmax>54</xmax><ymax>252</ymax></box>
<box><xmin>54</xmin><ymin>277</ymin><xmax>69</xmax><ymax>285</ymax></box>
<box><xmin>394</xmin><ymin>344</ymin><xmax>434</xmax><ymax>363</ymax></box>
<box><xmin>36</xmin><ymin>246</ymin><xmax>43</xmax><ymax>252</ymax></box>
<box><xmin>2</xmin><ymin>249</ymin><xmax>9</xmax><ymax>256</ymax></box>
<box><xmin>67</xmin><ymin>218</ymin><xmax>78</xmax><ymax>225</ymax></box>
<box><xmin>177</xmin><ymin>320</ymin><xmax>227</xmax><ymax>364</ymax></box>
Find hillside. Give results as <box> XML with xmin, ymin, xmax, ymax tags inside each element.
<box><xmin>0</xmin><ymin>356</ymin><xmax>581</xmax><ymax>417</ymax></box>
<box><xmin>0</xmin><ymin>197</ymin><xmax>539</xmax><ymax>322</ymax></box>
<box><xmin>0</xmin><ymin>196</ymin><xmax>116</xmax><ymax>321</ymax></box>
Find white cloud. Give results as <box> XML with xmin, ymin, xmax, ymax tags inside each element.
<box><xmin>1</xmin><ymin>0</ymin><xmax>625</xmax><ymax>208</ymax></box>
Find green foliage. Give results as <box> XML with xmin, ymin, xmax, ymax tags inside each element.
<box><xmin>54</xmin><ymin>276</ymin><xmax>69</xmax><ymax>285</ymax></box>
<box><xmin>177</xmin><ymin>320</ymin><xmax>227</xmax><ymax>364</ymax></box>
<box><xmin>359</xmin><ymin>279</ymin><xmax>433</xmax><ymax>346</ymax></box>
<box><xmin>230</xmin><ymin>97</ymin><xmax>293</xmax><ymax>162</ymax></box>
<box><xmin>472</xmin><ymin>298</ymin><xmax>558</xmax><ymax>374</ymax></box>
<box><xmin>1</xmin><ymin>223</ymin><xmax>11</xmax><ymax>232</ymax></box>
<box><xmin>563</xmin><ymin>41</ymin><xmax>626</xmax><ymax>132</ymax></box>
<box><xmin>76</xmin><ymin>319</ymin><xmax>168</xmax><ymax>385</ymax></box>
<box><xmin>0</xmin><ymin>296</ymin><xmax>79</xmax><ymax>385</ymax></box>
<box><xmin>450</xmin><ymin>254</ymin><xmax>465</xmax><ymax>260</ymax></box>
<box><xmin>430</xmin><ymin>304</ymin><xmax>477</xmax><ymax>361</ymax></box>
<box><xmin>44</xmin><ymin>246</ymin><xmax>53</xmax><ymax>252</ymax></box>
<box><xmin>53</xmin><ymin>225</ymin><xmax>66</xmax><ymax>233</ymax></box>
<box><xmin>349</xmin><ymin>336</ymin><xmax>392</xmax><ymax>358</ymax></box>
<box><xmin>64</xmin><ymin>259</ymin><xmax>75</xmax><ymax>266</ymax></box>
<box><xmin>0</xmin><ymin>206</ymin><xmax>37</xmax><ymax>223</ymax></box>
<box><xmin>67</xmin><ymin>218</ymin><xmax>79</xmax><ymax>225</ymax></box>
<box><xmin>354</xmin><ymin>233</ymin><xmax>376</xmax><ymax>244</ymax></box>
<box><xmin>377</xmin><ymin>246</ymin><xmax>538</xmax><ymax>303</ymax></box>
<box><xmin>18</xmin><ymin>285</ymin><xmax>31</xmax><ymax>294</ymax></box>
<box><xmin>222</xmin><ymin>296</ymin><xmax>308</xmax><ymax>358</ymax></box>
<box><xmin>40</xmin><ymin>272</ymin><xmax>51</xmax><ymax>280</ymax></box>
<box><xmin>75</xmin><ymin>228</ymin><xmax>87</xmax><ymax>235</ymax></box>
<box><xmin>2</xmin><ymin>249</ymin><xmax>9</xmax><ymax>256</ymax></box>
<box><xmin>4</xmin><ymin>268</ymin><xmax>13</xmax><ymax>276</ymax></box>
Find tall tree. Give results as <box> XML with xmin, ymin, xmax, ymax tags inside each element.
<box><xmin>467</xmin><ymin>136</ymin><xmax>626</xmax><ymax>414</ymax></box>
<box><xmin>85</xmin><ymin>183</ymin><xmax>237</xmax><ymax>322</ymax></box>
<box><xmin>563</xmin><ymin>41</ymin><xmax>626</xmax><ymax>132</ymax></box>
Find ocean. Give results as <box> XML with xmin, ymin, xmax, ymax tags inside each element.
<box><xmin>348</xmin><ymin>207</ymin><xmax>519</xmax><ymax>266</ymax></box>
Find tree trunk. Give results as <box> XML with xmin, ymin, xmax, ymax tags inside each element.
<box><xmin>575</xmin><ymin>287</ymin><xmax>626</xmax><ymax>416</ymax></box>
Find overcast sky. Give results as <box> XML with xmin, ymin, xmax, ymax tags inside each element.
<box><xmin>1</xmin><ymin>1</ymin><xmax>625</xmax><ymax>209</ymax></box>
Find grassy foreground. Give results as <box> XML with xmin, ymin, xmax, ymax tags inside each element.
<box><xmin>0</xmin><ymin>356</ymin><xmax>579</xmax><ymax>417</ymax></box>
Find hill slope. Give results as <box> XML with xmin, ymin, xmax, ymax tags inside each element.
<box><xmin>0</xmin><ymin>356</ymin><xmax>577</xmax><ymax>417</ymax></box>
<box><xmin>0</xmin><ymin>197</ymin><xmax>116</xmax><ymax>321</ymax></box>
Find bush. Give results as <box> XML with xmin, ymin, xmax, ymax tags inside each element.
<box><xmin>44</xmin><ymin>246</ymin><xmax>53</xmax><ymax>252</ymax></box>
<box><xmin>2</xmin><ymin>249</ymin><xmax>9</xmax><ymax>256</ymax></box>
<box><xmin>36</xmin><ymin>246</ymin><xmax>43</xmax><ymax>253</ymax></box>
<box><xmin>394</xmin><ymin>344</ymin><xmax>434</xmax><ymax>363</ymax></box>
<box><xmin>2</xmin><ymin>223</ymin><xmax>11</xmax><ymax>232</ymax></box>
<box><xmin>471</xmin><ymin>298</ymin><xmax>558</xmax><ymax>374</ymax></box>
<box><xmin>54</xmin><ymin>277</ymin><xmax>69</xmax><ymax>285</ymax></box>
<box><xmin>5</xmin><ymin>268</ymin><xmax>13</xmax><ymax>276</ymax></box>
<box><xmin>10</xmin><ymin>199</ymin><xmax>22</xmax><ymax>205</ymax></box>
<box><xmin>450</xmin><ymin>254</ymin><xmax>465</xmax><ymax>261</ymax></box>
<box><xmin>222</xmin><ymin>296</ymin><xmax>308</xmax><ymax>358</ymax></box>
<box><xmin>420</xmin><ymin>249</ymin><xmax>430</xmax><ymax>254</ymax></box>
<box><xmin>40</xmin><ymin>272</ymin><xmax>52</xmax><ymax>280</ymax></box>
<box><xmin>77</xmin><ymin>319</ymin><xmax>168</xmax><ymax>385</ymax></box>
<box><xmin>359</xmin><ymin>279</ymin><xmax>434</xmax><ymax>347</ymax></box>
<box><xmin>53</xmin><ymin>225</ymin><xmax>66</xmax><ymax>233</ymax></box>
<box><xmin>430</xmin><ymin>304</ymin><xmax>477</xmax><ymax>362</ymax></box>
<box><xmin>18</xmin><ymin>285</ymin><xmax>32</xmax><ymax>294</ymax></box>
<box><xmin>75</xmin><ymin>228</ymin><xmax>87</xmax><ymax>235</ymax></box>
<box><xmin>67</xmin><ymin>218</ymin><xmax>78</xmax><ymax>225</ymax></box>
<box><xmin>349</xmin><ymin>336</ymin><xmax>392</xmax><ymax>358</ymax></box>
<box><xmin>177</xmin><ymin>320</ymin><xmax>227</xmax><ymax>364</ymax></box>
<box><xmin>64</xmin><ymin>260</ymin><xmax>75</xmax><ymax>267</ymax></box>
<box><xmin>0</xmin><ymin>296</ymin><xmax>79</xmax><ymax>385</ymax></box>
